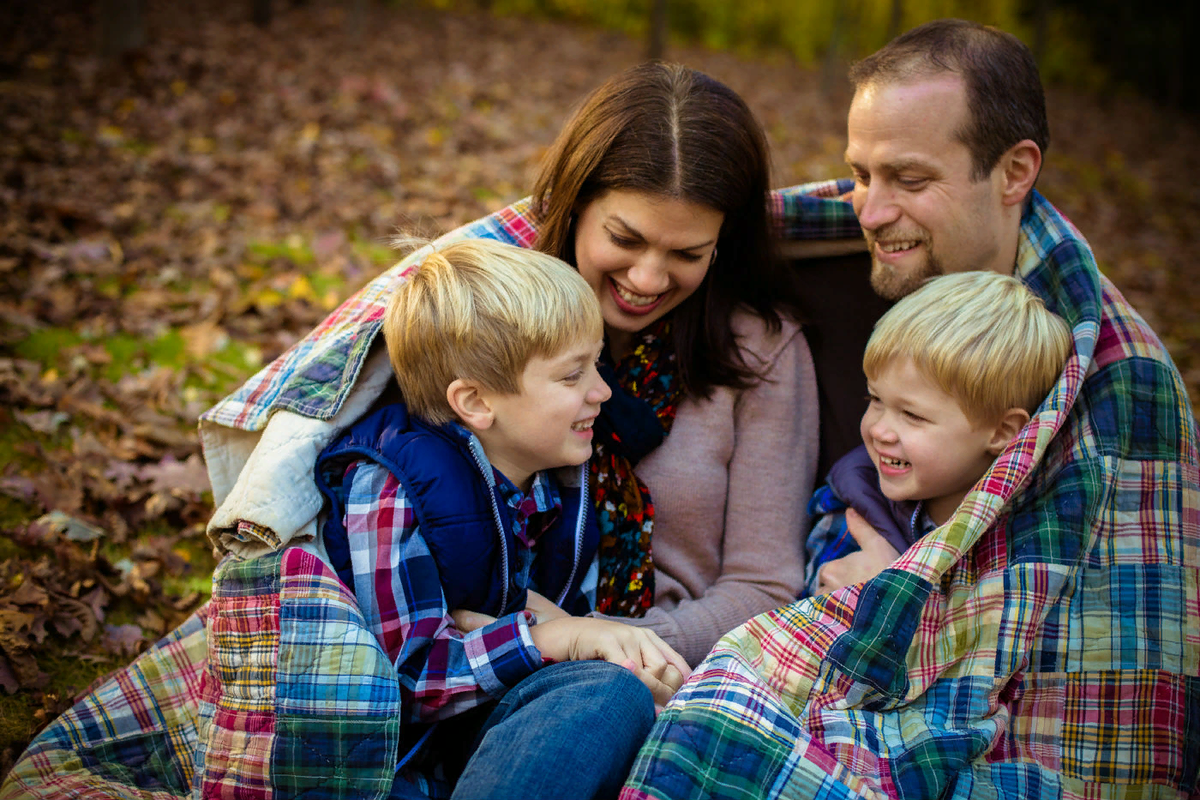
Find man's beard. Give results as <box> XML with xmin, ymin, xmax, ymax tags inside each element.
<box><xmin>868</xmin><ymin>245</ymin><xmax>944</xmax><ymax>300</ymax></box>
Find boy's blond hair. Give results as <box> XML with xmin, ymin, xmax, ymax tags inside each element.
<box><xmin>863</xmin><ymin>271</ymin><xmax>1072</xmax><ymax>426</ymax></box>
<box><xmin>384</xmin><ymin>239</ymin><xmax>603</xmax><ymax>426</ymax></box>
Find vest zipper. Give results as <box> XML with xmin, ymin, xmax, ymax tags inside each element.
<box><xmin>466</xmin><ymin>440</ymin><xmax>511</xmax><ymax>614</ymax></box>
<box><xmin>555</xmin><ymin>463</ymin><xmax>588</xmax><ymax>607</ymax></box>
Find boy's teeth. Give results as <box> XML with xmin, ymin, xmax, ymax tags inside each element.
<box><xmin>882</xmin><ymin>456</ymin><xmax>910</xmax><ymax>468</ymax></box>
<box><xmin>571</xmin><ymin>419</ymin><xmax>594</xmax><ymax>432</ymax></box>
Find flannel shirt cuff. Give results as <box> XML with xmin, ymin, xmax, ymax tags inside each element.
<box><xmin>462</xmin><ymin>610</ymin><xmax>542</xmax><ymax>697</ymax></box>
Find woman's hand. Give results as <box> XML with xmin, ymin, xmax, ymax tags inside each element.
<box><xmin>816</xmin><ymin>508</ymin><xmax>902</xmax><ymax>594</ymax></box>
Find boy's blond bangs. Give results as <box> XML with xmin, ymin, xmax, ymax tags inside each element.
<box><xmin>384</xmin><ymin>239</ymin><xmax>604</xmax><ymax>425</ymax></box>
<box><xmin>863</xmin><ymin>271</ymin><xmax>1072</xmax><ymax>426</ymax></box>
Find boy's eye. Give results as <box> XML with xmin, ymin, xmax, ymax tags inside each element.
<box><xmin>563</xmin><ymin>370</ymin><xmax>583</xmax><ymax>383</ymax></box>
<box><xmin>903</xmin><ymin>410</ymin><xmax>926</xmax><ymax>422</ymax></box>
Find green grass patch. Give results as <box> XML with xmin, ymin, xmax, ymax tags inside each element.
<box><xmin>10</xmin><ymin>328</ymin><xmax>83</xmax><ymax>366</ymax></box>
<box><xmin>247</xmin><ymin>239</ymin><xmax>315</xmax><ymax>267</ymax></box>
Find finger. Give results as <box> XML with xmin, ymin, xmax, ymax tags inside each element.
<box><xmin>634</xmin><ymin>668</ymin><xmax>676</xmax><ymax>709</ymax></box>
<box><xmin>640</xmin><ymin>630</ymin><xmax>692</xmax><ymax>680</ymax></box>
<box><xmin>658</xmin><ymin>664</ymin><xmax>685</xmax><ymax>695</ymax></box>
<box><xmin>451</xmin><ymin>609</ymin><xmax>496</xmax><ymax>633</ymax></box>
<box><xmin>844</xmin><ymin>508</ymin><xmax>885</xmax><ymax>548</ymax></box>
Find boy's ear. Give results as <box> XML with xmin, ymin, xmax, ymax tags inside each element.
<box><xmin>986</xmin><ymin>407</ymin><xmax>1031</xmax><ymax>455</ymax></box>
<box><xmin>446</xmin><ymin>379</ymin><xmax>495</xmax><ymax>431</ymax></box>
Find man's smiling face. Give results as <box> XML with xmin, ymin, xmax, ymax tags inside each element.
<box><xmin>845</xmin><ymin>74</ymin><xmax>1012</xmax><ymax>300</ymax></box>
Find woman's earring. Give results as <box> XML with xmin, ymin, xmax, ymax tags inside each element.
<box><xmin>710</xmin><ymin>246</ymin><xmax>718</xmax><ymax>266</ymax></box>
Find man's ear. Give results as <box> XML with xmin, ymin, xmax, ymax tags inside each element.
<box><xmin>987</xmin><ymin>407</ymin><xmax>1032</xmax><ymax>455</ymax></box>
<box><xmin>999</xmin><ymin>139</ymin><xmax>1042</xmax><ymax>207</ymax></box>
<box><xmin>446</xmin><ymin>378</ymin><xmax>494</xmax><ymax>431</ymax></box>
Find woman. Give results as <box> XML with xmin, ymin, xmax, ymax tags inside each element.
<box><xmin>2</xmin><ymin>62</ymin><xmax>835</xmax><ymax>799</ymax></box>
<box><xmin>203</xmin><ymin>61</ymin><xmax>820</xmax><ymax>667</ymax></box>
<box><xmin>512</xmin><ymin>62</ymin><xmax>819</xmax><ymax>664</ymax></box>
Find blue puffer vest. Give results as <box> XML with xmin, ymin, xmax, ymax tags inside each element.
<box><xmin>315</xmin><ymin>402</ymin><xmax>597</xmax><ymax>617</ymax></box>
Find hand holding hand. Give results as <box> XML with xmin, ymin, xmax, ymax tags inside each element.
<box><xmin>816</xmin><ymin>508</ymin><xmax>902</xmax><ymax>594</ymax></box>
<box><xmin>530</xmin><ymin>617</ymin><xmax>691</xmax><ymax>709</ymax></box>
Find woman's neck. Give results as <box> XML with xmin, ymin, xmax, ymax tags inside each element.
<box><xmin>606</xmin><ymin>328</ymin><xmax>633</xmax><ymax>361</ymax></box>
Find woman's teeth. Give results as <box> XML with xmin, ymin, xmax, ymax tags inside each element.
<box><xmin>613</xmin><ymin>282</ymin><xmax>659</xmax><ymax>307</ymax></box>
<box><xmin>571</xmin><ymin>419</ymin><xmax>595</xmax><ymax>432</ymax></box>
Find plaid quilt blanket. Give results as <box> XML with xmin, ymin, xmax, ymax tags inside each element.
<box><xmin>1</xmin><ymin>182</ymin><xmax>858</xmax><ymax>798</ymax></box>
<box><xmin>1</xmin><ymin>545</ymin><xmax>403</xmax><ymax>799</ymax></box>
<box><xmin>620</xmin><ymin>191</ymin><xmax>1200</xmax><ymax>800</ymax></box>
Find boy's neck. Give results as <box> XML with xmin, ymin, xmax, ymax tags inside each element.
<box><xmin>925</xmin><ymin>488</ymin><xmax>971</xmax><ymax>527</ymax></box>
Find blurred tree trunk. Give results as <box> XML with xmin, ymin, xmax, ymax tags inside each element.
<box><xmin>347</xmin><ymin>0</ymin><xmax>370</xmax><ymax>38</ymax></box>
<box><xmin>886</xmin><ymin>0</ymin><xmax>903</xmax><ymax>40</ymax></box>
<box><xmin>648</xmin><ymin>0</ymin><xmax>667</xmax><ymax>61</ymax></box>
<box><xmin>1031</xmin><ymin>0</ymin><xmax>1049</xmax><ymax>67</ymax></box>
<box><xmin>821</xmin><ymin>0</ymin><xmax>852</xmax><ymax>97</ymax></box>
<box><xmin>99</xmin><ymin>0</ymin><xmax>146</xmax><ymax>59</ymax></box>
<box><xmin>252</xmin><ymin>0</ymin><xmax>271</xmax><ymax>27</ymax></box>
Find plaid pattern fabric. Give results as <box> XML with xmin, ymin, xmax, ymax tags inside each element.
<box><xmin>200</xmin><ymin>182</ymin><xmax>860</xmax><ymax>435</ymax></box>
<box><xmin>195</xmin><ymin>546</ymin><xmax>402</xmax><ymax>799</ymax></box>
<box><xmin>621</xmin><ymin>190</ymin><xmax>1200</xmax><ymax>800</ymax></box>
<box><xmin>339</xmin><ymin>460</ymin><xmax>543</xmax><ymax>720</ymax></box>
<box><xmin>0</xmin><ymin>607</ymin><xmax>209</xmax><ymax>799</ymax></box>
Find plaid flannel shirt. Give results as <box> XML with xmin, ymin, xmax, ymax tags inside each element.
<box><xmin>338</xmin><ymin>459</ymin><xmax>560</xmax><ymax>723</ymax></box>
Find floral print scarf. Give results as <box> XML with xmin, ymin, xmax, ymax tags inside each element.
<box><xmin>590</xmin><ymin>318</ymin><xmax>683</xmax><ymax>617</ymax></box>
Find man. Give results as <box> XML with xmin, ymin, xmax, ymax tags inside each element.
<box><xmin>621</xmin><ymin>19</ymin><xmax>1199</xmax><ymax>800</ymax></box>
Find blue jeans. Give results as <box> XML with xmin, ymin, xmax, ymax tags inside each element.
<box><xmin>393</xmin><ymin>660</ymin><xmax>655</xmax><ymax>800</ymax></box>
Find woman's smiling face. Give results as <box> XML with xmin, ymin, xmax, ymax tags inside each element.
<box><xmin>573</xmin><ymin>189</ymin><xmax>723</xmax><ymax>356</ymax></box>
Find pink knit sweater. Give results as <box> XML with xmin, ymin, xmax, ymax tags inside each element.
<box><xmin>592</xmin><ymin>309</ymin><xmax>819</xmax><ymax>666</ymax></box>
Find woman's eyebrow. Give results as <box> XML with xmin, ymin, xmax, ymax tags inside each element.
<box><xmin>608</xmin><ymin>214</ymin><xmax>717</xmax><ymax>251</ymax></box>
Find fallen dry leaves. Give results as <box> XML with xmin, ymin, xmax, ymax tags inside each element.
<box><xmin>1</xmin><ymin>0</ymin><xmax>1197</xmax><ymax>773</ymax></box>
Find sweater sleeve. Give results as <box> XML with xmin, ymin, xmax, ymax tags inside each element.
<box><xmin>591</xmin><ymin>316</ymin><xmax>820</xmax><ymax>666</ymax></box>
<box><xmin>342</xmin><ymin>460</ymin><xmax>544</xmax><ymax>722</ymax></box>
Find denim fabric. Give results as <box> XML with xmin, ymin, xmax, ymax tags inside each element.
<box><xmin>389</xmin><ymin>661</ymin><xmax>652</xmax><ymax>800</ymax></box>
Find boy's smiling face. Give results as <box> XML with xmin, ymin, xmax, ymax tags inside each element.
<box><xmin>859</xmin><ymin>357</ymin><xmax>1004</xmax><ymax>526</ymax></box>
<box><xmin>472</xmin><ymin>336</ymin><xmax>610</xmax><ymax>492</ymax></box>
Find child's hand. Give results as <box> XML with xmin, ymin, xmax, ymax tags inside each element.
<box><xmin>816</xmin><ymin>508</ymin><xmax>902</xmax><ymax>593</ymax></box>
<box><xmin>524</xmin><ymin>589</ymin><xmax>570</xmax><ymax>623</ymax></box>
<box><xmin>450</xmin><ymin>589</ymin><xmax>568</xmax><ymax>633</ymax></box>
<box><xmin>530</xmin><ymin>618</ymin><xmax>691</xmax><ymax>708</ymax></box>
<box><xmin>451</xmin><ymin>608</ymin><xmax>497</xmax><ymax>632</ymax></box>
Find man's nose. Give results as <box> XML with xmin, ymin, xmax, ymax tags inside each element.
<box><xmin>854</xmin><ymin>181</ymin><xmax>901</xmax><ymax>231</ymax></box>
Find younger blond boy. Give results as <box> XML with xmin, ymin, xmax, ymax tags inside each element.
<box><xmin>314</xmin><ymin>239</ymin><xmax>687</xmax><ymax>799</ymax></box>
<box><xmin>805</xmin><ymin>270</ymin><xmax>1073</xmax><ymax>596</ymax></box>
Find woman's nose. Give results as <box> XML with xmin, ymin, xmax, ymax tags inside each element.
<box><xmin>624</xmin><ymin>254</ymin><xmax>670</xmax><ymax>294</ymax></box>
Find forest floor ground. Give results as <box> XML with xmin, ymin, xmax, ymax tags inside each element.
<box><xmin>1</xmin><ymin>0</ymin><xmax>1197</xmax><ymax>775</ymax></box>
